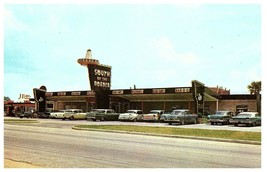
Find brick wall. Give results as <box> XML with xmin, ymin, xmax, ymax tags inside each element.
<box><xmin>218</xmin><ymin>99</ymin><xmax>257</xmax><ymax>113</ymax></box>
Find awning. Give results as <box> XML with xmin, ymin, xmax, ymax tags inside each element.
<box><xmin>110</xmin><ymin>92</ymin><xmax>218</xmax><ymax>102</ymax></box>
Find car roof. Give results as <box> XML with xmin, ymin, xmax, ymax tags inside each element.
<box><xmin>150</xmin><ymin>110</ymin><xmax>164</xmax><ymax>112</ymax></box>
<box><xmin>216</xmin><ymin>111</ymin><xmax>231</xmax><ymax>112</ymax></box>
<box><xmin>92</xmin><ymin>109</ymin><xmax>114</xmax><ymax>111</ymax></box>
<box><xmin>172</xmin><ymin>109</ymin><xmax>189</xmax><ymax>112</ymax></box>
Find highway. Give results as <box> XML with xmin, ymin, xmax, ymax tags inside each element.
<box><xmin>4</xmin><ymin>124</ymin><xmax>261</xmax><ymax>168</ymax></box>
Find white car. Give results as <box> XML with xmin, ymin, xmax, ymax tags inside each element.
<box><xmin>142</xmin><ymin>110</ymin><xmax>164</xmax><ymax>121</ymax></box>
<box><xmin>62</xmin><ymin>109</ymin><xmax>87</xmax><ymax>120</ymax></box>
<box><xmin>50</xmin><ymin>110</ymin><xmax>68</xmax><ymax>119</ymax></box>
<box><xmin>118</xmin><ymin>110</ymin><xmax>143</xmax><ymax>122</ymax></box>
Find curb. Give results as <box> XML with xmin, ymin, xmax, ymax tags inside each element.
<box><xmin>72</xmin><ymin>126</ymin><xmax>261</xmax><ymax>145</ymax></box>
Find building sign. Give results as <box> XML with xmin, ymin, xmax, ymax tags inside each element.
<box><xmin>45</xmin><ymin>92</ymin><xmax>53</xmax><ymax>97</ymax></box>
<box><xmin>175</xmin><ymin>87</ymin><xmax>190</xmax><ymax>93</ymax></box>
<box><xmin>131</xmin><ymin>89</ymin><xmax>144</xmax><ymax>94</ymax></box>
<box><xmin>58</xmin><ymin>92</ymin><xmax>66</xmax><ymax>96</ymax></box>
<box><xmin>88</xmin><ymin>64</ymin><xmax>111</xmax><ymax>91</ymax></box>
<box><xmin>152</xmin><ymin>89</ymin><xmax>165</xmax><ymax>94</ymax></box>
<box><xmin>71</xmin><ymin>91</ymin><xmax>81</xmax><ymax>96</ymax></box>
<box><xmin>112</xmin><ymin>90</ymin><xmax>124</xmax><ymax>95</ymax></box>
<box><xmin>87</xmin><ymin>91</ymin><xmax>95</xmax><ymax>96</ymax></box>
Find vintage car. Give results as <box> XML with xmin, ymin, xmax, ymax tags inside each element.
<box><xmin>164</xmin><ymin>109</ymin><xmax>198</xmax><ymax>125</ymax></box>
<box><xmin>19</xmin><ymin>111</ymin><xmax>33</xmax><ymax>118</ymax></box>
<box><xmin>142</xmin><ymin>110</ymin><xmax>164</xmax><ymax>121</ymax></box>
<box><xmin>51</xmin><ymin>110</ymin><xmax>68</xmax><ymax>119</ymax></box>
<box><xmin>50</xmin><ymin>110</ymin><xmax>67</xmax><ymax>119</ymax></box>
<box><xmin>159</xmin><ymin>111</ymin><xmax>172</xmax><ymax>122</ymax></box>
<box><xmin>209</xmin><ymin>111</ymin><xmax>234</xmax><ymax>125</ymax></box>
<box><xmin>229</xmin><ymin>112</ymin><xmax>261</xmax><ymax>127</ymax></box>
<box><xmin>62</xmin><ymin>109</ymin><xmax>86</xmax><ymax>120</ymax></box>
<box><xmin>86</xmin><ymin>109</ymin><xmax>119</xmax><ymax>121</ymax></box>
<box><xmin>118</xmin><ymin>110</ymin><xmax>143</xmax><ymax>121</ymax></box>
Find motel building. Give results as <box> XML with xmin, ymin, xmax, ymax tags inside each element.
<box><xmin>33</xmin><ymin>49</ymin><xmax>258</xmax><ymax>115</ymax></box>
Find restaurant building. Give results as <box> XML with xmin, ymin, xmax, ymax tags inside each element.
<box><xmin>33</xmin><ymin>49</ymin><xmax>258</xmax><ymax>115</ymax></box>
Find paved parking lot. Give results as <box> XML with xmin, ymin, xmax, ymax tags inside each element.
<box><xmin>6</xmin><ymin>117</ymin><xmax>260</xmax><ymax>132</ymax></box>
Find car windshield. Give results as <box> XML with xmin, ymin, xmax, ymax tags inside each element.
<box><xmin>92</xmin><ymin>109</ymin><xmax>105</xmax><ymax>113</ymax></box>
<box><xmin>149</xmin><ymin>111</ymin><xmax>159</xmax><ymax>114</ymax></box>
<box><xmin>127</xmin><ymin>110</ymin><xmax>137</xmax><ymax>113</ymax></box>
<box><xmin>237</xmin><ymin>113</ymin><xmax>252</xmax><ymax>117</ymax></box>
<box><xmin>215</xmin><ymin>112</ymin><xmax>225</xmax><ymax>116</ymax></box>
<box><xmin>171</xmin><ymin>111</ymin><xmax>185</xmax><ymax>115</ymax></box>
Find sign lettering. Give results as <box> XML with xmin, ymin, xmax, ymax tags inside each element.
<box><xmin>175</xmin><ymin>88</ymin><xmax>190</xmax><ymax>93</ymax></box>
<box><xmin>131</xmin><ymin>90</ymin><xmax>144</xmax><ymax>94</ymax></box>
<box><xmin>112</xmin><ymin>90</ymin><xmax>124</xmax><ymax>95</ymax></box>
<box><xmin>152</xmin><ymin>89</ymin><xmax>165</xmax><ymax>94</ymax></box>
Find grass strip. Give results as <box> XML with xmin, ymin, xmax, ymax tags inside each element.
<box><xmin>75</xmin><ymin>125</ymin><xmax>261</xmax><ymax>142</ymax></box>
<box><xmin>4</xmin><ymin>119</ymin><xmax>39</xmax><ymax>123</ymax></box>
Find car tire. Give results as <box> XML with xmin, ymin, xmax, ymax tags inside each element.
<box><xmin>168</xmin><ymin>123</ymin><xmax>172</xmax><ymax>125</ymax></box>
<box><xmin>70</xmin><ymin>116</ymin><xmax>74</xmax><ymax>120</ymax></box>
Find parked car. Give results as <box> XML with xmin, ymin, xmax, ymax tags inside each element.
<box><xmin>118</xmin><ymin>110</ymin><xmax>143</xmax><ymax>121</ymax></box>
<box><xmin>51</xmin><ymin>110</ymin><xmax>68</xmax><ymax>119</ymax></box>
<box><xmin>229</xmin><ymin>112</ymin><xmax>261</xmax><ymax>127</ymax></box>
<box><xmin>86</xmin><ymin>109</ymin><xmax>119</xmax><ymax>121</ymax></box>
<box><xmin>62</xmin><ymin>109</ymin><xmax>86</xmax><ymax>120</ymax></box>
<box><xmin>209</xmin><ymin>111</ymin><xmax>234</xmax><ymax>125</ymax></box>
<box><xmin>142</xmin><ymin>110</ymin><xmax>164</xmax><ymax>122</ymax></box>
<box><xmin>50</xmin><ymin>110</ymin><xmax>67</xmax><ymax>119</ymax></box>
<box><xmin>159</xmin><ymin>111</ymin><xmax>172</xmax><ymax>122</ymax></box>
<box><xmin>19</xmin><ymin>110</ymin><xmax>33</xmax><ymax>118</ymax></box>
<box><xmin>164</xmin><ymin>109</ymin><xmax>198</xmax><ymax>125</ymax></box>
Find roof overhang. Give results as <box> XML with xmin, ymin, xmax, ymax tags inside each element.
<box><xmin>111</xmin><ymin>92</ymin><xmax>218</xmax><ymax>102</ymax></box>
<box><xmin>47</xmin><ymin>95</ymin><xmax>94</xmax><ymax>102</ymax></box>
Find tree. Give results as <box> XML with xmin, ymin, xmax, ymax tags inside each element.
<box><xmin>247</xmin><ymin>81</ymin><xmax>261</xmax><ymax>113</ymax></box>
<box><xmin>4</xmin><ymin>96</ymin><xmax>11</xmax><ymax>102</ymax></box>
<box><xmin>247</xmin><ymin>81</ymin><xmax>261</xmax><ymax>95</ymax></box>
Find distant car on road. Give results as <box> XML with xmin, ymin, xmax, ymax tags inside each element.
<box><xmin>62</xmin><ymin>109</ymin><xmax>86</xmax><ymax>120</ymax></box>
<box><xmin>209</xmin><ymin>111</ymin><xmax>234</xmax><ymax>125</ymax></box>
<box><xmin>142</xmin><ymin>110</ymin><xmax>164</xmax><ymax>122</ymax></box>
<box><xmin>86</xmin><ymin>109</ymin><xmax>119</xmax><ymax>121</ymax></box>
<box><xmin>118</xmin><ymin>110</ymin><xmax>143</xmax><ymax>122</ymax></box>
<box><xmin>229</xmin><ymin>112</ymin><xmax>261</xmax><ymax>127</ymax></box>
<box><xmin>164</xmin><ymin>109</ymin><xmax>198</xmax><ymax>125</ymax></box>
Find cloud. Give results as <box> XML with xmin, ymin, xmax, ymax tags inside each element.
<box><xmin>3</xmin><ymin>8</ymin><xmax>28</xmax><ymax>31</ymax></box>
<box><xmin>152</xmin><ymin>37</ymin><xmax>199</xmax><ymax>64</ymax></box>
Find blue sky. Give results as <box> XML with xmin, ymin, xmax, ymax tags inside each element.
<box><xmin>3</xmin><ymin>3</ymin><xmax>262</xmax><ymax>100</ymax></box>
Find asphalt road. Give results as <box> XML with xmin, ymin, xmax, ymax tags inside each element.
<box><xmin>4</xmin><ymin>124</ymin><xmax>261</xmax><ymax>168</ymax></box>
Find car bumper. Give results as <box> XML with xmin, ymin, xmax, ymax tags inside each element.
<box><xmin>210</xmin><ymin>119</ymin><xmax>228</xmax><ymax>123</ymax></box>
<box><xmin>164</xmin><ymin>119</ymin><xmax>181</xmax><ymax>123</ymax></box>
<box><xmin>118</xmin><ymin>116</ymin><xmax>135</xmax><ymax>121</ymax></box>
<box><xmin>143</xmin><ymin>117</ymin><xmax>158</xmax><ymax>121</ymax></box>
<box><xmin>87</xmin><ymin>117</ymin><xmax>96</xmax><ymax>120</ymax></box>
<box><xmin>230</xmin><ymin>120</ymin><xmax>253</xmax><ymax>124</ymax></box>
